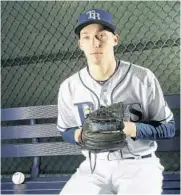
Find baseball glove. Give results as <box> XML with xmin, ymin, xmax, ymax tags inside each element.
<box><xmin>78</xmin><ymin>102</ymin><xmax>128</xmax><ymax>153</ymax></box>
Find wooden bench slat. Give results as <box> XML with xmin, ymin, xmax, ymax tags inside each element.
<box><xmin>1</xmin><ymin>175</ymin><xmax>71</xmax><ymax>183</ymax></box>
<box><xmin>1</xmin><ymin>189</ymin><xmax>60</xmax><ymax>194</ymax></box>
<box><xmin>1</xmin><ymin>124</ymin><xmax>60</xmax><ymax>140</ymax></box>
<box><xmin>162</xmin><ymin>189</ymin><xmax>180</xmax><ymax>194</ymax></box>
<box><xmin>163</xmin><ymin>173</ymin><xmax>180</xmax><ymax>181</ymax></box>
<box><xmin>1</xmin><ymin>178</ymin><xmax>66</xmax><ymax>194</ymax></box>
<box><xmin>1</xmin><ymin>105</ymin><xmax>57</xmax><ymax>121</ymax></box>
<box><xmin>3</xmin><ymin>189</ymin><xmax>180</xmax><ymax>195</ymax></box>
<box><xmin>174</xmin><ymin>114</ymin><xmax>180</xmax><ymax>130</ymax></box>
<box><xmin>2</xmin><ymin>142</ymin><xmax>81</xmax><ymax>157</ymax></box>
<box><xmin>163</xmin><ymin>181</ymin><xmax>180</xmax><ymax>189</ymax></box>
<box><xmin>1</xmin><ymin>182</ymin><xmax>65</xmax><ymax>190</ymax></box>
<box><xmin>164</xmin><ymin>94</ymin><xmax>180</xmax><ymax>109</ymax></box>
<box><xmin>157</xmin><ymin>136</ymin><xmax>180</xmax><ymax>152</ymax></box>
<box><xmin>2</xmin><ymin>136</ymin><xmax>179</xmax><ymax>157</ymax></box>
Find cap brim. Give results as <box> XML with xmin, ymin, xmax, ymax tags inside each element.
<box><xmin>74</xmin><ymin>20</ymin><xmax>115</xmax><ymax>35</ymax></box>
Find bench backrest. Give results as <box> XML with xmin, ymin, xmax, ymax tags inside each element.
<box><xmin>1</xmin><ymin>94</ymin><xmax>180</xmax><ymax>177</ymax></box>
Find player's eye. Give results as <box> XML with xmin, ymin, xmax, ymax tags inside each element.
<box><xmin>97</xmin><ymin>33</ymin><xmax>106</xmax><ymax>39</ymax></box>
<box><xmin>83</xmin><ymin>36</ymin><xmax>90</xmax><ymax>40</ymax></box>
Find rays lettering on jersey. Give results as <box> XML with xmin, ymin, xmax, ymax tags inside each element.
<box><xmin>74</xmin><ymin>102</ymin><xmax>95</xmax><ymax>125</ymax></box>
<box><xmin>75</xmin><ymin>102</ymin><xmax>143</xmax><ymax>125</ymax></box>
<box><xmin>86</xmin><ymin>10</ymin><xmax>101</xmax><ymax>20</ymax></box>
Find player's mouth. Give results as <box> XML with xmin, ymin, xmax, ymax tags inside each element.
<box><xmin>91</xmin><ymin>52</ymin><xmax>102</xmax><ymax>55</ymax></box>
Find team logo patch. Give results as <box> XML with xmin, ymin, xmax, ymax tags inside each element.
<box><xmin>83</xmin><ymin>104</ymin><xmax>93</xmax><ymax>117</ymax></box>
<box><xmin>74</xmin><ymin>102</ymin><xmax>95</xmax><ymax>124</ymax></box>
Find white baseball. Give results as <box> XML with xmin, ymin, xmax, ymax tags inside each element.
<box><xmin>12</xmin><ymin>172</ymin><xmax>25</xmax><ymax>184</ymax></box>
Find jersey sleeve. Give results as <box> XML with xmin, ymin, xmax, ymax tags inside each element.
<box><xmin>147</xmin><ymin>70</ymin><xmax>173</xmax><ymax>123</ymax></box>
<box><xmin>57</xmin><ymin>81</ymin><xmax>77</xmax><ymax>132</ymax></box>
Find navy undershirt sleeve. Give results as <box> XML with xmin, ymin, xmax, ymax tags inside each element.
<box><xmin>135</xmin><ymin>118</ymin><xmax>175</xmax><ymax>140</ymax></box>
<box><xmin>59</xmin><ymin>127</ymin><xmax>78</xmax><ymax>144</ymax></box>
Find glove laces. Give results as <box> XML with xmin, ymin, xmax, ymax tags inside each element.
<box><xmin>88</xmin><ymin>146</ymin><xmax>139</xmax><ymax>173</ymax></box>
<box><xmin>89</xmin><ymin>151</ymin><xmax>97</xmax><ymax>174</ymax></box>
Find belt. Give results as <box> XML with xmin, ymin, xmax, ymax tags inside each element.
<box><xmin>124</xmin><ymin>154</ymin><xmax>152</xmax><ymax>160</ymax></box>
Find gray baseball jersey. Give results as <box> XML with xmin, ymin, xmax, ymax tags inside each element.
<box><xmin>57</xmin><ymin>60</ymin><xmax>173</xmax><ymax>158</ymax></box>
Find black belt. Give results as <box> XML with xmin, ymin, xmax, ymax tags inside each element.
<box><xmin>125</xmin><ymin>154</ymin><xmax>152</xmax><ymax>160</ymax></box>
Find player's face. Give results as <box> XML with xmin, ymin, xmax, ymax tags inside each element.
<box><xmin>79</xmin><ymin>24</ymin><xmax>119</xmax><ymax>64</ymax></box>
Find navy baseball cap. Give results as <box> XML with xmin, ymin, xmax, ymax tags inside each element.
<box><xmin>74</xmin><ymin>9</ymin><xmax>116</xmax><ymax>35</ymax></box>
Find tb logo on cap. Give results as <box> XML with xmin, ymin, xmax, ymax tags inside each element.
<box><xmin>86</xmin><ymin>10</ymin><xmax>101</xmax><ymax>20</ymax></box>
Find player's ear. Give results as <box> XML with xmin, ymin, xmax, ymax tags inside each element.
<box><xmin>113</xmin><ymin>34</ymin><xmax>119</xmax><ymax>46</ymax></box>
<box><xmin>78</xmin><ymin>40</ymin><xmax>83</xmax><ymax>51</ymax></box>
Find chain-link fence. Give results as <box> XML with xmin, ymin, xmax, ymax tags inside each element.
<box><xmin>1</xmin><ymin>1</ymin><xmax>180</xmax><ymax>177</ymax></box>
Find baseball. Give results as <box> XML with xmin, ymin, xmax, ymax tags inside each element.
<box><xmin>12</xmin><ymin>172</ymin><xmax>25</xmax><ymax>184</ymax></box>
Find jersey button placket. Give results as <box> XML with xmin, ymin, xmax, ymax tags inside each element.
<box><xmin>102</xmin><ymin>88</ymin><xmax>107</xmax><ymax>93</ymax></box>
<box><xmin>101</xmin><ymin>88</ymin><xmax>108</xmax><ymax>105</ymax></box>
<box><xmin>104</xmin><ymin>99</ymin><xmax>108</xmax><ymax>104</ymax></box>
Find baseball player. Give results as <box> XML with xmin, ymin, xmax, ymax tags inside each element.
<box><xmin>57</xmin><ymin>9</ymin><xmax>175</xmax><ymax>195</ymax></box>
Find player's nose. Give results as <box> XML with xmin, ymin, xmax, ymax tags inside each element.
<box><xmin>92</xmin><ymin>36</ymin><xmax>101</xmax><ymax>48</ymax></box>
